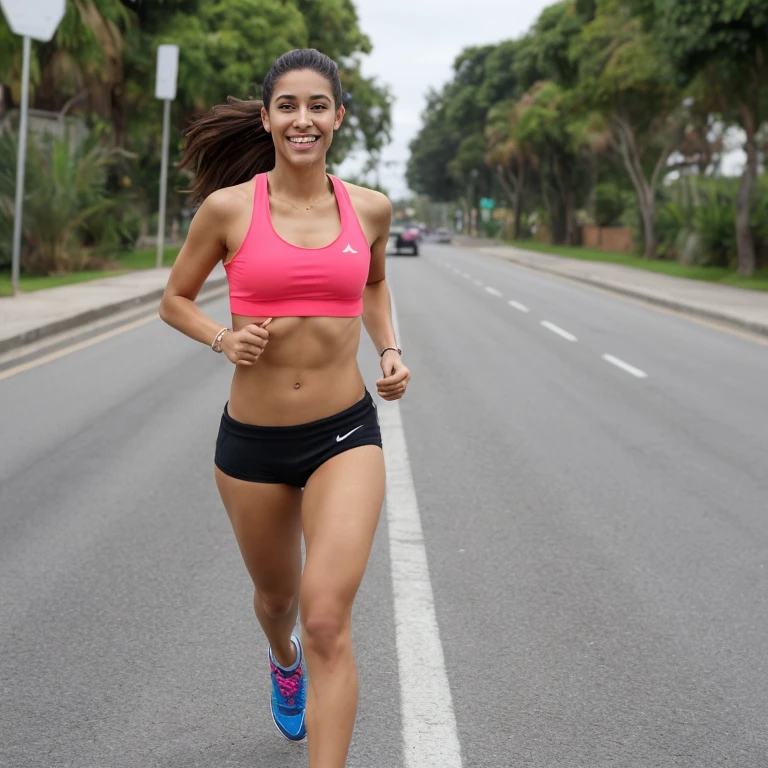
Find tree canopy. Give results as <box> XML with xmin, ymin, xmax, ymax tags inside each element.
<box><xmin>406</xmin><ymin>0</ymin><xmax>768</xmax><ymax>274</ymax></box>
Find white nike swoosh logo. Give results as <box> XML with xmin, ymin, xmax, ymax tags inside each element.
<box><xmin>342</xmin><ymin>244</ymin><xmax>358</xmax><ymax>254</ymax></box>
<box><xmin>336</xmin><ymin>425</ymin><xmax>364</xmax><ymax>442</ymax></box>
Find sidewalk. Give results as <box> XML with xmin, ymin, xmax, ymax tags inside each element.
<box><xmin>456</xmin><ymin>238</ymin><xmax>768</xmax><ymax>338</ymax></box>
<box><xmin>0</xmin><ymin>264</ymin><xmax>227</xmax><ymax>355</ymax></box>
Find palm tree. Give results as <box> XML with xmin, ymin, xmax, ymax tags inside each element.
<box><xmin>1</xmin><ymin>1</ymin><xmax>131</xmax><ymax>143</ymax></box>
<box><xmin>486</xmin><ymin>99</ymin><xmax>531</xmax><ymax>240</ymax></box>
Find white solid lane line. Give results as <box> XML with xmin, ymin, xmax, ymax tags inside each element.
<box><xmin>540</xmin><ymin>321</ymin><xmax>578</xmax><ymax>342</ymax></box>
<box><xmin>381</xmin><ymin>296</ymin><xmax>463</xmax><ymax>768</ymax></box>
<box><xmin>508</xmin><ymin>300</ymin><xmax>530</xmax><ymax>313</ymax></box>
<box><xmin>602</xmin><ymin>354</ymin><xmax>648</xmax><ymax>379</ymax></box>
<box><xmin>484</xmin><ymin>287</ymin><xmax>502</xmax><ymax>297</ymax></box>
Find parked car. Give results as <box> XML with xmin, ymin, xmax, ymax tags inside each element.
<box><xmin>388</xmin><ymin>223</ymin><xmax>420</xmax><ymax>255</ymax></box>
<box><xmin>435</xmin><ymin>227</ymin><xmax>452</xmax><ymax>244</ymax></box>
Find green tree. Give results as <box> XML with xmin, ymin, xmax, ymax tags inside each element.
<box><xmin>1</xmin><ymin>0</ymin><xmax>392</xmax><ymax>273</ymax></box>
<box><xmin>407</xmin><ymin>44</ymin><xmax>513</xmax><ymax>204</ymax></box>
<box><xmin>406</xmin><ymin>88</ymin><xmax>462</xmax><ymax>201</ymax></box>
<box><xmin>575</xmin><ymin>0</ymin><xmax>688</xmax><ymax>258</ymax></box>
<box><xmin>486</xmin><ymin>99</ymin><xmax>530</xmax><ymax>239</ymax></box>
<box><xmin>658</xmin><ymin>0</ymin><xmax>768</xmax><ymax>275</ymax></box>
<box><xmin>512</xmin><ymin>81</ymin><xmax>588</xmax><ymax>245</ymax></box>
<box><xmin>509</xmin><ymin>1</ymin><xmax>597</xmax><ymax>244</ymax></box>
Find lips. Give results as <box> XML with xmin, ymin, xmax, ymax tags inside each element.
<box><xmin>287</xmin><ymin>136</ymin><xmax>319</xmax><ymax>149</ymax></box>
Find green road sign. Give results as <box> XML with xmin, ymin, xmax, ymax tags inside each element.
<box><xmin>479</xmin><ymin>197</ymin><xmax>495</xmax><ymax>210</ymax></box>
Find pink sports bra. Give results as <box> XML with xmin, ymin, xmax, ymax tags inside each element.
<box><xmin>223</xmin><ymin>173</ymin><xmax>371</xmax><ymax>317</ymax></box>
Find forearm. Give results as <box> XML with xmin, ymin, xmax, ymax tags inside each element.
<box><xmin>158</xmin><ymin>295</ymin><xmax>226</xmax><ymax>348</ymax></box>
<box><xmin>362</xmin><ymin>279</ymin><xmax>398</xmax><ymax>354</ymax></box>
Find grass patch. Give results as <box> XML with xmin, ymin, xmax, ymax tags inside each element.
<box><xmin>506</xmin><ymin>240</ymin><xmax>768</xmax><ymax>292</ymax></box>
<box><xmin>0</xmin><ymin>245</ymin><xmax>181</xmax><ymax>297</ymax></box>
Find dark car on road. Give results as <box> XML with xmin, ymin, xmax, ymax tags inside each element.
<box><xmin>388</xmin><ymin>223</ymin><xmax>420</xmax><ymax>256</ymax></box>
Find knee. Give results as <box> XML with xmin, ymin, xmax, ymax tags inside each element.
<box><xmin>256</xmin><ymin>591</ymin><xmax>295</xmax><ymax>620</ymax></box>
<box><xmin>301</xmin><ymin>604</ymin><xmax>350</xmax><ymax>662</ymax></box>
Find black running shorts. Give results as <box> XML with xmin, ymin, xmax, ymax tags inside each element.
<box><xmin>214</xmin><ymin>390</ymin><xmax>382</xmax><ymax>487</ymax></box>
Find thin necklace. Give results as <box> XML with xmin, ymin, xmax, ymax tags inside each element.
<box><xmin>267</xmin><ymin>173</ymin><xmax>333</xmax><ymax>211</ymax></box>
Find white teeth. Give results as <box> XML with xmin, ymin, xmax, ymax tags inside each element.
<box><xmin>290</xmin><ymin>137</ymin><xmax>317</xmax><ymax>144</ymax></box>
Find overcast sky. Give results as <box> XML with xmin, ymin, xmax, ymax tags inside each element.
<box><xmin>337</xmin><ymin>0</ymin><xmax>555</xmax><ymax>198</ymax></box>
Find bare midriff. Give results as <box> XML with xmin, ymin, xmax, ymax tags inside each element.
<box><xmin>226</xmin><ymin>314</ymin><xmax>366</xmax><ymax>427</ymax></box>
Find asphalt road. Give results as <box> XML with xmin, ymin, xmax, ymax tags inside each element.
<box><xmin>1</xmin><ymin>242</ymin><xmax>767</xmax><ymax>767</ymax></box>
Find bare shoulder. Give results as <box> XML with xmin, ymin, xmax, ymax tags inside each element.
<box><xmin>196</xmin><ymin>182</ymin><xmax>250</xmax><ymax>224</ymax></box>
<box><xmin>341</xmin><ymin>180</ymin><xmax>392</xmax><ymax>225</ymax></box>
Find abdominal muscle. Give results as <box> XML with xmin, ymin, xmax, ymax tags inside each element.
<box><xmin>225</xmin><ymin>314</ymin><xmax>367</xmax><ymax>427</ymax></box>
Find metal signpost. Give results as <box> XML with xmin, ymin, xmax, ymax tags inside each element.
<box><xmin>154</xmin><ymin>44</ymin><xmax>179</xmax><ymax>269</ymax></box>
<box><xmin>1</xmin><ymin>0</ymin><xmax>66</xmax><ymax>295</ymax></box>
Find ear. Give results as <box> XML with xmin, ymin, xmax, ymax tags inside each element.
<box><xmin>261</xmin><ymin>105</ymin><xmax>271</xmax><ymax>133</ymax></box>
<box><xmin>334</xmin><ymin>105</ymin><xmax>346</xmax><ymax>131</ymax></box>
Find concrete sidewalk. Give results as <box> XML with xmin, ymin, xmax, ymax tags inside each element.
<box><xmin>457</xmin><ymin>238</ymin><xmax>768</xmax><ymax>338</ymax></box>
<box><xmin>0</xmin><ymin>265</ymin><xmax>227</xmax><ymax>355</ymax></box>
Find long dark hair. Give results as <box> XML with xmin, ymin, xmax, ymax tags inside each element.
<box><xmin>180</xmin><ymin>49</ymin><xmax>343</xmax><ymax>203</ymax></box>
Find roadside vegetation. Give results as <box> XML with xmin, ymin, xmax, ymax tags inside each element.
<box><xmin>0</xmin><ymin>0</ymin><xmax>392</xmax><ymax>288</ymax></box>
<box><xmin>407</xmin><ymin>0</ymin><xmax>768</xmax><ymax>281</ymax></box>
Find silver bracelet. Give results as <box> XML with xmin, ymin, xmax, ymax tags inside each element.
<box><xmin>211</xmin><ymin>327</ymin><xmax>229</xmax><ymax>353</ymax></box>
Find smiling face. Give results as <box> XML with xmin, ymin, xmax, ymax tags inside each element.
<box><xmin>262</xmin><ymin>69</ymin><xmax>345</xmax><ymax>168</ymax></box>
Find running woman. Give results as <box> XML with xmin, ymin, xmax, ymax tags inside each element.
<box><xmin>158</xmin><ymin>49</ymin><xmax>409</xmax><ymax>768</ymax></box>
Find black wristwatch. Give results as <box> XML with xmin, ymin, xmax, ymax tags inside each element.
<box><xmin>379</xmin><ymin>346</ymin><xmax>402</xmax><ymax>357</ymax></box>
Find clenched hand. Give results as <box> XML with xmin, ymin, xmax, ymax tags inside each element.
<box><xmin>222</xmin><ymin>318</ymin><xmax>272</xmax><ymax>366</ymax></box>
<box><xmin>377</xmin><ymin>350</ymin><xmax>410</xmax><ymax>401</ymax></box>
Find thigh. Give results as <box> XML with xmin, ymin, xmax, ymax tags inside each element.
<box><xmin>299</xmin><ymin>446</ymin><xmax>386</xmax><ymax>611</ymax></box>
<box><xmin>215</xmin><ymin>467</ymin><xmax>303</xmax><ymax>595</ymax></box>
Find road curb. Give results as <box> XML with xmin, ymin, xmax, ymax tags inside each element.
<box><xmin>469</xmin><ymin>244</ymin><xmax>768</xmax><ymax>339</ymax></box>
<box><xmin>0</xmin><ymin>276</ymin><xmax>228</xmax><ymax>356</ymax></box>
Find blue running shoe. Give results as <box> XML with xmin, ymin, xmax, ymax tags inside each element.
<box><xmin>269</xmin><ymin>634</ymin><xmax>307</xmax><ymax>741</ymax></box>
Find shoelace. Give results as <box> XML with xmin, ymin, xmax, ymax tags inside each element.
<box><xmin>271</xmin><ymin>662</ymin><xmax>303</xmax><ymax>707</ymax></box>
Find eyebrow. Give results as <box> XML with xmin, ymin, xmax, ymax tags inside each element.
<box><xmin>275</xmin><ymin>94</ymin><xmax>332</xmax><ymax>102</ymax></box>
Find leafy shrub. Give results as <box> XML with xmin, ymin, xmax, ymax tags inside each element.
<box><xmin>20</xmin><ymin>130</ymin><xmax>119</xmax><ymax>275</ymax></box>
<box><xmin>693</xmin><ymin>201</ymin><xmax>736</xmax><ymax>268</ymax></box>
<box><xmin>654</xmin><ymin>201</ymin><xmax>688</xmax><ymax>261</ymax></box>
<box><xmin>0</xmin><ymin>130</ymin><xmax>18</xmax><ymax>270</ymax></box>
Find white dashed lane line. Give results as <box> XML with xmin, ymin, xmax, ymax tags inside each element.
<box><xmin>540</xmin><ymin>321</ymin><xmax>578</xmax><ymax>342</ymax></box>
<box><xmin>602</xmin><ymin>354</ymin><xmax>648</xmax><ymax>379</ymax></box>
<box><xmin>436</xmin><ymin>257</ymin><xmax>651</xmax><ymax>380</ymax></box>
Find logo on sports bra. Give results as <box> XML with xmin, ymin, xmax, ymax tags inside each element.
<box><xmin>342</xmin><ymin>243</ymin><xmax>358</xmax><ymax>254</ymax></box>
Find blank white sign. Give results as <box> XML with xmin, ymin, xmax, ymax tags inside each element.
<box><xmin>155</xmin><ymin>44</ymin><xmax>179</xmax><ymax>101</ymax></box>
<box><xmin>0</xmin><ymin>0</ymin><xmax>65</xmax><ymax>41</ymax></box>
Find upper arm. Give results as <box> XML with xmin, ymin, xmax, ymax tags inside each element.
<box><xmin>161</xmin><ymin>190</ymin><xmax>233</xmax><ymax>303</ymax></box>
<box><xmin>364</xmin><ymin>191</ymin><xmax>393</xmax><ymax>285</ymax></box>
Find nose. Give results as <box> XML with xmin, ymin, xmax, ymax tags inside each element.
<box><xmin>294</xmin><ymin>106</ymin><xmax>313</xmax><ymax>129</ymax></box>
